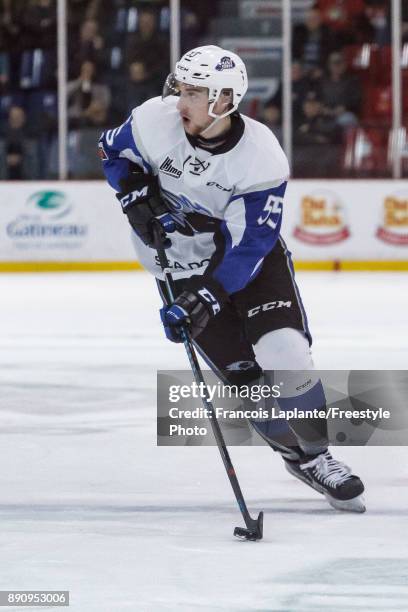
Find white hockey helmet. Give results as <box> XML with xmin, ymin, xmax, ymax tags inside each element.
<box><xmin>163</xmin><ymin>45</ymin><xmax>248</xmax><ymax>119</ymax></box>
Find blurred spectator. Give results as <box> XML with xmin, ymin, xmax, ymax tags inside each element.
<box><xmin>126</xmin><ymin>8</ymin><xmax>168</xmax><ymax>82</ymax></box>
<box><xmin>403</xmin><ymin>3</ymin><xmax>408</xmax><ymax>45</ymax></box>
<box><xmin>67</xmin><ymin>60</ymin><xmax>111</xmax><ymax>128</ymax></box>
<box><xmin>321</xmin><ymin>51</ymin><xmax>361</xmax><ymax>127</ymax></box>
<box><xmin>296</xmin><ymin>91</ymin><xmax>342</xmax><ymax>144</ymax></box>
<box><xmin>293</xmin><ymin>91</ymin><xmax>341</xmax><ymax>177</ymax></box>
<box><xmin>0</xmin><ymin>50</ymin><xmax>9</xmax><ymax>93</ymax></box>
<box><xmin>291</xmin><ymin>61</ymin><xmax>322</xmax><ymax>119</ymax></box>
<box><xmin>317</xmin><ymin>0</ymin><xmax>373</xmax><ymax>44</ymax></box>
<box><xmin>180</xmin><ymin>7</ymin><xmax>200</xmax><ymax>54</ymax></box>
<box><xmin>364</xmin><ymin>1</ymin><xmax>390</xmax><ymax>47</ymax></box>
<box><xmin>1</xmin><ymin>105</ymin><xmax>35</xmax><ymax>179</ymax></box>
<box><xmin>267</xmin><ymin>61</ymin><xmax>319</xmax><ymax>121</ymax></box>
<box><xmin>182</xmin><ymin>0</ymin><xmax>218</xmax><ymax>38</ymax></box>
<box><xmin>20</xmin><ymin>0</ymin><xmax>56</xmax><ymax>50</ymax></box>
<box><xmin>68</xmin><ymin>0</ymin><xmax>102</xmax><ymax>42</ymax></box>
<box><xmin>112</xmin><ymin>59</ymin><xmax>160</xmax><ymax>120</ymax></box>
<box><xmin>68</xmin><ymin>0</ymin><xmax>91</xmax><ymax>28</ymax></box>
<box><xmin>1</xmin><ymin>1</ymin><xmax>24</xmax><ymax>89</ymax></box>
<box><xmin>0</xmin><ymin>0</ymin><xmax>22</xmax><ymax>50</ymax></box>
<box><xmin>292</xmin><ymin>5</ymin><xmax>338</xmax><ymax>78</ymax></box>
<box><xmin>82</xmin><ymin>99</ymin><xmax>109</xmax><ymax>127</ymax></box>
<box><xmin>69</xmin><ymin>18</ymin><xmax>105</xmax><ymax>78</ymax></box>
<box><xmin>318</xmin><ymin>0</ymin><xmax>365</xmax><ymax>32</ymax></box>
<box><xmin>261</xmin><ymin>102</ymin><xmax>282</xmax><ymax>145</ymax></box>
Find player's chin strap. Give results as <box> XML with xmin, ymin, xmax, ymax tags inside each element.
<box><xmin>199</xmin><ymin>114</ymin><xmax>226</xmax><ymax>137</ymax></box>
<box><xmin>199</xmin><ymin>101</ymin><xmax>236</xmax><ymax>137</ymax></box>
<box><xmin>152</xmin><ymin>220</ymin><xmax>263</xmax><ymax>542</ymax></box>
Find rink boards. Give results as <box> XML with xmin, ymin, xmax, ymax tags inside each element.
<box><xmin>0</xmin><ymin>180</ymin><xmax>407</xmax><ymax>272</ymax></box>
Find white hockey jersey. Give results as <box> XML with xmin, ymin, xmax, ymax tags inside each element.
<box><xmin>99</xmin><ymin>96</ymin><xmax>289</xmax><ymax>295</ymax></box>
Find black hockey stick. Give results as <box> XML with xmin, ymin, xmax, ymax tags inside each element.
<box><xmin>153</xmin><ymin>221</ymin><xmax>263</xmax><ymax>541</ymax></box>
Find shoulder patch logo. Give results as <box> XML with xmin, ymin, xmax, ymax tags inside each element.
<box><xmin>215</xmin><ymin>56</ymin><xmax>236</xmax><ymax>71</ymax></box>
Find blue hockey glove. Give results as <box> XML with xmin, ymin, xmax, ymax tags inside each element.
<box><xmin>160</xmin><ymin>276</ymin><xmax>228</xmax><ymax>343</ymax></box>
<box><xmin>116</xmin><ymin>168</ymin><xmax>175</xmax><ymax>248</ymax></box>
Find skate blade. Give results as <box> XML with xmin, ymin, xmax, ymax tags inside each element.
<box><xmin>324</xmin><ymin>493</ymin><xmax>366</xmax><ymax>513</ymax></box>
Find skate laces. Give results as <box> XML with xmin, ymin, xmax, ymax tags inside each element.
<box><xmin>301</xmin><ymin>451</ymin><xmax>353</xmax><ymax>488</ymax></box>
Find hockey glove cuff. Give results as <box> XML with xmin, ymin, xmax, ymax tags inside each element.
<box><xmin>160</xmin><ymin>275</ymin><xmax>229</xmax><ymax>343</ymax></box>
<box><xmin>116</xmin><ymin>170</ymin><xmax>175</xmax><ymax>248</ymax></box>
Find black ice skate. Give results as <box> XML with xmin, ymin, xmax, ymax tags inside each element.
<box><xmin>284</xmin><ymin>450</ymin><xmax>366</xmax><ymax>513</ymax></box>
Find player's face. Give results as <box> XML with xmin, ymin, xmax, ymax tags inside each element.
<box><xmin>176</xmin><ymin>85</ymin><xmax>214</xmax><ymax>136</ymax></box>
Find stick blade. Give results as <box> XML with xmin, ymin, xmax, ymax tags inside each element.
<box><xmin>233</xmin><ymin>511</ymin><xmax>263</xmax><ymax>541</ymax></box>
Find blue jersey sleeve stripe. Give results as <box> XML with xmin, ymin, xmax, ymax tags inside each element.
<box><xmin>104</xmin><ymin>117</ymin><xmax>152</xmax><ymax>171</ymax></box>
<box><xmin>212</xmin><ymin>183</ymin><xmax>287</xmax><ymax>295</ymax></box>
<box><xmin>101</xmin><ymin>158</ymin><xmax>131</xmax><ymax>192</ymax></box>
<box><xmin>213</xmin><ymin>217</ymin><xmax>283</xmax><ymax>294</ymax></box>
<box><xmin>99</xmin><ymin>115</ymin><xmax>152</xmax><ymax>191</ymax></box>
<box><xmin>229</xmin><ymin>181</ymin><xmax>287</xmax><ymax>203</ymax></box>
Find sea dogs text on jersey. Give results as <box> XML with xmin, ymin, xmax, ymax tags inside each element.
<box><xmin>154</xmin><ymin>256</ymin><xmax>211</xmax><ymax>271</ymax></box>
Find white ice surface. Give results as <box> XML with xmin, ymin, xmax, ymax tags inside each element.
<box><xmin>0</xmin><ymin>272</ymin><xmax>407</xmax><ymax>611</ymax></box>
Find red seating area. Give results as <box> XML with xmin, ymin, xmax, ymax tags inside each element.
<box><xmin>361</xmin><ymin>85</ymin><xmax>392</xmax><ymax>125</ymax></box>
<box><xmin>338</xmin><ymin>43</ymin><xmax>408</xmax><ymax>175</ymax></box>
<box><xmin>342</xmin><ymin>125</ymin><xmax>408</xmax><ymax>177</ymax></box>
<box><xmin>343</xmin><ymin>126</ymin><xmax>389</xmax><ymax>176</ymax></box>
<box><xmin>343</xmin><ymin>44</ymin><xmax>408</xmax><ymax>121</ymax></box>
<box><xmin>346</xmin><ymin>45</ymin><xmax>392</xmax><ymax>82</ymax></box>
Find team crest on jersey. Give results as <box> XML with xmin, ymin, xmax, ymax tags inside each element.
<box><xmin>215</xmin><ymin>56</ymin><xmax>236</xmax><ymax>71</ymax></box>
<box><xmin>159</xmin><ymin>156</ymin><xmax>182</xmax><ymax>179</ymax></box>
<box><xmin>184</xmin><ymin>155</ymin><xmax>211</xmax><ymax>176</ymax></box>
<box><xmin>161</xmin><ymin>189</ymin><xmax>212</xmax><ymax>224</ymax></box>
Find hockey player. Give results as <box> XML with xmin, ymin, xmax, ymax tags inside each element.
<box><xmin>99</xmin><ymin>45</ymin><xmax>365</xmax><ymax>513</ymax></box>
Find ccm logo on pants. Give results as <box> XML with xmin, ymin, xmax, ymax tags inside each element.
<box><xmin>248</xmin><ymin>300</ymin><xmax>292</xmax><ymax>317</ymax></box>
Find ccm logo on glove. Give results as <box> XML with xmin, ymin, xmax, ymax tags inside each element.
<box><xmin>118</xmin><ymin>186</ymin><xmax>148</xmax><ymax>209</ymax></box>
<box><xmin>116</xmin><ymin>169</ymin><xmax>175</xmax><ymax>248</ymax></box>
<box><xmin>160</xmin><ymin>276</ymin><xmax>228</xmax><ymax>343</ymax></box>
<box><xmin>197</xmin><ymin>288</ymin><xmax>221</xmax><ymax>315</ymax></box>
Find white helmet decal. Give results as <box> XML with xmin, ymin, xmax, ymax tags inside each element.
<box><xmin>215</xmin><ymin>56</ymin><xmax>236</xmax><ymax>71</ymax></box>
